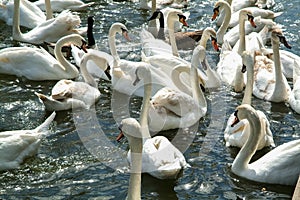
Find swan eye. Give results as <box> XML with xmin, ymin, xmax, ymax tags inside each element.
<box><xmin>241</xmin><ymin>64</ymin><xmax>247</xmax><ymax>73</ymax></box>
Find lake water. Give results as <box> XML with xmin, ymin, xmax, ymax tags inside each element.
<box><xmin>0</xmin><ymin>0</ymin><xmax>300</xmax><ymax>199</ymax></box>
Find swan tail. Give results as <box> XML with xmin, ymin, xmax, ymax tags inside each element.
<box><xmin>34</xmin><ymin>112</ymin><xmax>56</xmax><ymax>136</ymax></box>
<box><xmin>273</xmin><ymin>11</ymin><xmax>283</xmax><ymax>18</ymax></box>
<box><xmin>56</xmin><ymin>10</ymin><xmax>81</xmax><ymax>28</ymax></box>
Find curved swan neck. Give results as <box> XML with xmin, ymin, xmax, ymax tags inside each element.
<box><xmin>217</xmin><ymin>1</ymin><xmax>231</xmax><ymax>44</ymax></box>
<box><xmin>54</xmin><ymin>38</ymin><xmax>79</xmax><ymax>76</ymax></box>
<box><xmin>44</xmin><ymin>0</ymin><xmax>53</xmax><ymax>20</ymax></box>
<box><xmin>272</xmin><ymin>40</ymin><xmax>284</xmax><ymax>87</ymax></box>
<box><xmin>171</xmin><ymin>66</ymin><xmax>192</xmax><ymax>95</ymax></box>
<box><xmin>167</xmin><ymin>15</ymin><xmax>179</xmax><ymax>57</ymax></box>
<box><xmin>232</xmin><ymin>109</ymin><xmax>261</xmax><ymax>172</ymax></box>
<box><xmin>108</xmin><ymin>26</ymin><xmax>120</xmax><ymax>62</ymax></box>
<box><xmin>80</xmin><ymin>55</ymin><xmax>100</xmax><ymax>88</ymax></box>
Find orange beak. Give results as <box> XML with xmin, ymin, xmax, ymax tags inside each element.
<box><xmin>211</xmin><ymin>38</ymin><xmax>219</xmax><ymax>51</ymax></box>
<box><xmin>122</xmin><ymin>31</ymin><xmax>131</xmax><ymax>41</ymax></box>
<box><xmin>179</xmin><ymin>18</ymin><xmax>189</xmax><ymax>27</ymax></box>
<box><xmin>116</xmin><ymin>131</ymin><xmax>124</xmax><ymax>142</ymax></box>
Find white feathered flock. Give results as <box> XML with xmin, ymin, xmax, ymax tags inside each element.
<box><xmin>0</xmin><ymin>0</ymin><xmax>299</xmax><ymax>198</ymax></box>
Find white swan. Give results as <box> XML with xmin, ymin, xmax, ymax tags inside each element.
<box><xmin>0</xmin><ymin>0</ymin><xmax>46</xmax><ymax>29</ymax></box>
<box><xmin>217</xmin><ymin>9</ymin><xmax>257</xmax><ymax>92</ymax></box>
<box><xmin>252</xmin><ymin>28</ymin><xmax>291</xmax><ymax>102</ymax></box>
<box><xmin>224</xmin><ymin>51</ymin><xmax>275</xmax><ymax>150</ymax></box>
<box><xmin>228</xmin><ymin>7</ymin><xmax>282</xmax><ymax>29</ymax></box>
<box><xmin>12</xmin><ymin>0</ymin><xmax>84</xmax><ymax>44</ymax></box>
<box><xmin>109</xmin><ymin>22</ymin><xmax>181</xmax><ymax>97</ymax></box>
<box><xmin>288</xmin><ymin>59</ymin><xmax>300</xmax><ymax>114</ymax></box>
<box><xmin>0</xmin><ymin>34</ymin><xmax>86</xmax><ymax>80</ymax></box>
<box><xmin>35</xmin><ymin>51</ymin><xmax>102</xmax><ymax>111</ymax></box>
<box><xmin>231</xmin><ymin>104</ymin><xmax>300</xmax><ymax>186</ymax></box>
<box><xmin>34</xmin><ymin>0</ymin><xmax>94</xmax><ymax>12</ymax></box>
<box><xmin>117</xmin><ymin>64</ymin><xmax>188</xmax><ymax>179</ymax></box>
<box><xmin>0</xmin><ymin>112</ymin><xmax>56</xmax><ymax>171</ymax></box>
<box><xmin>212</xmin><ymin>0</ymin><xmax>231</xmax><ymax>45</ymax></box>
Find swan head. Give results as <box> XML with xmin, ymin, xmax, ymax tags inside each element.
<box><xmin>133</xmin><ymin>64</ymin><xmax>151</xmax><ymax>86</ymax></box>
<box><xmin>212</xmin><ymin>0</ymin><xmax>231</xmax><ymax>21</ymax></box>
<box><xmin>117</xmin><ymin>118</ymin><xmax>142</xmax><ymax>152</ymax></box>
<box><xmin>241</xmin><ymin>51</ymin><xmax>254</xmax><ymax>73</ymax></box>
<box><xmin>55</xmin><ymin>34</ymin><xmax>87</xmax><ymax>53</ymax></box>
<box><xmin>232</xmin><ymin>105</ymin><xmax>259</xmax><ymax>127</ymax></box>
<box><xmin>80</xmin><ymin>52</ymin><xmax>112</xmax><ymax>80</ymax></box>
<box><xmin>270</xmin><ymin>28</ymin><xmax>292</xmax><ymax>49</ymax></box>
<box><xmin>239</xmin><ymin>9</ymin><xmax>257</xmax><ymax>28</ymax></box>
<box><xmin>148</xmin><ymin>10</ymin><xmax>163</xmax><ymax>21</ymax></box>
<box><xmin>167</xmin><ymin>10</ymin><xmax>189</xmax><ymax>27</ymax></box>
<box><xmin>199</xmin><ymin>27</ymin><xmax>219</xmax><ymax>51</ymax></box>
<box><xmin>109</xmin><ymin>23</ymin><xmax>130</xmax><ymax>41</ymax></box>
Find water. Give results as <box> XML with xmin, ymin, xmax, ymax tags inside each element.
<box><xmin>0</xmin><ymin>0</ymin><xmax>300</xmax><ymax>199</ymax></box>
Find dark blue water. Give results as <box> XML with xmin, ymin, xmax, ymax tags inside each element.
<box><xmin>0</xmin><ymin>0</ymin><xmax>299</xmax><ymax>199</ymax></box>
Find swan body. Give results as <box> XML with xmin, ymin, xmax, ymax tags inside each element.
<box><xmin>252</xmin><ymin>28</ymin><xmax>291</xmax><ymax>103</ymax></box>
<box><xmin>34</xmin><ymin>0</ymin><xmax>94</xmax><ymax>12</ymax></box>
<box><xmin>224</xmin><ymin>51</ymin><xmax>275</xmax><ymax>150</ymax></box>
<box><xmin>288</xmin><ymin>59</ymin><xmax>300</xmax><ymax>114</ymax></box>
<box><xmin>0</xmin><ymin>112</ymin><xmax>56</xmax><ymax>171</ymax></box>
<box><xmin>0</xmin><ymin>34</ymin><xmax>85</xmax><ymax>80</ymax></box>
<box><xmin>0</xmin><ymin>0</ymin><xmax>46</xmax><ymax>29</ymax></box>
<box><xmin>12</xmin><ymin>0</ymin><xmax>84</xmax><ymax>44</ymax></box>
<box><xmin>228</xmin><ymin>7</ymin><xmax>282</xmax><ymax>28</ymax></box>
<box><xmin>118</xmin><ymin>64</ymin><xmax>188</xmax><ymax>179</ymax></box>
<box><xmin>231</xmin><ymin>104</ymin><xmax>300</xmax><ymax>186</ymax></box>
<box><xmin>36</xmin><ymin>51</ymin><xmax>102</xmax><ymax>111</ymax></box>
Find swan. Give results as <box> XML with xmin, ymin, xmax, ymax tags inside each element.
<box><xmin>252</xmin><ymin>28</ymin><xmax>291</xmax><ymax>103</ymax></box>
<box><xmin>0</xmin><ymin>112</ymin><xmax>56</xmax><ymax>171</ymax></box>
<box><xmin>212</xmin><ymin>0</ymin><xmax>231</xmax><ymax>45</ymax></box>
<box><xmin>33</xmin><ymin>0</ymin><xmax>94</xmax><ymax>12</ymax></box>
<box><xmin>117</xmin><ymin>64</ymin><xmax>188</xmax><ymax>179</ymax></box>
<box><xmin>118</xmin><ymin>118</ymin><xmax>143</xmax><ymax>199</ymax></box>
<box><xmin>0</xmin><ymin>0</ymin><xmax>46</xmax><ymax>29</ymax></box>
<box><xmin>146</xmin><ymin>9</ymin><xmax>202</xmax><ymax>51</ymax></box>
<box><xmin>231</xmin><ymin>104</ymin><xmax>300</xmax><ymax>186</ymax></box>
<box><xmin>228</xmin><ymin>7</ymin><xmax>282</xmax><ymax>29</ymax></box>
<box><xmin>141</xmin><ymin>9</ymin><xmax>188</xmax><ymax>57</ymax></box>
<box><xmin>216</xmin><ymin>9</ymin><xmax>257</xmax><ymax>92</ymax></box>
<box><xmin>147</xmin><ymin>27</ymin><xmax>218</xmax><ymax>131</ymax></box>
<box><xmin>0</xmin><ymin>34</ymin><xmax>87</xmax><ymax>80</ymax></box>
<box><xmin>35</xmin><ymin>51</ymin><xmax>103</xmax><ymax>111</ymax></box>
<box><xmin>109</xmin><ymin>22</ymin><xmax>182</xmax><ymax>97</ymax></box>
<box><xmin>12</xmin><ymin>0</ymin><xmax>84</xmax><ymax>44</ymax></box>
<box><xmin>224</xmin><ymin>51</ymin><xmax>275</xmax><ymax>150</ymax></box>
<box><xmin>288</xmin><ymin>59</ymin><xmax>300</xmax><ymax>114</ymax></box>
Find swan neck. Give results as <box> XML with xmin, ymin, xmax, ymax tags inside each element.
<box><xmin>217</xmin><ymin>2</ymin><xmax>231</xmax><ymax>44</ymax></box>
<box><xmin>238</xmin><ymin>17</ymin><xmax>246</xmax><ymax>55</ymax></box>
<box><xmin>157</xmin><ymin>14</ymin><xmax>165</xmax><ymax>40</ymax></box>
<box><xmin>167</xmin><ymin>17</ymin><xmax>179</xmax><ymax>57</ymax></box>
<box><xmin>191</xmin><ymin>52</ymin><xmax>206</xmax><ymax>107</ymax></box>
<box><xmin>108</xmin><ymin>28</ymin><xmax>120</xmax><ymax>62</ymax></box>
<box><xmin>232</xmin><ymin>111</ymin><xmax>261</xmax><ymax>172</ymax></box>
<box><xmin>80</xmin><ymin>56</ymin><xmax>98</xmax><ymax>88</ymax></box>
<box><xmin>140</xmin><ymin>74</ymin><xmax>152</xmax><ymax>139</ymax></box>
<box><xmin>54</xmin><ymin>38</ymin><xmax>78</xmax><ymax>75</ymax></box>
<box><xmin>12</xmin><ymin>0</ymin><xmax>22</xmax><ymax>39</ymax></box>
<box><xmin>44</xmin><ymin>0</ymin><xmax>53</xmax><ymax>20</ymax></box>
<box><xmin>242</xmin><ymin>64</ymin><xmax>254</xmax><ymax>105</ymax></box>
<box><xmin>272</xmin><ymin>40</ymin><xmax>284</xmax><ymax>85</ymax></box>
<box><xmin>171</xmin><ymin>66</ymin><xmax>192</xmax><ymax>95</ymax></box>
<box><xmin>152</xmin><ymin>0</ymin><xmax>156</xmax><ymax>12</ymax></box>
